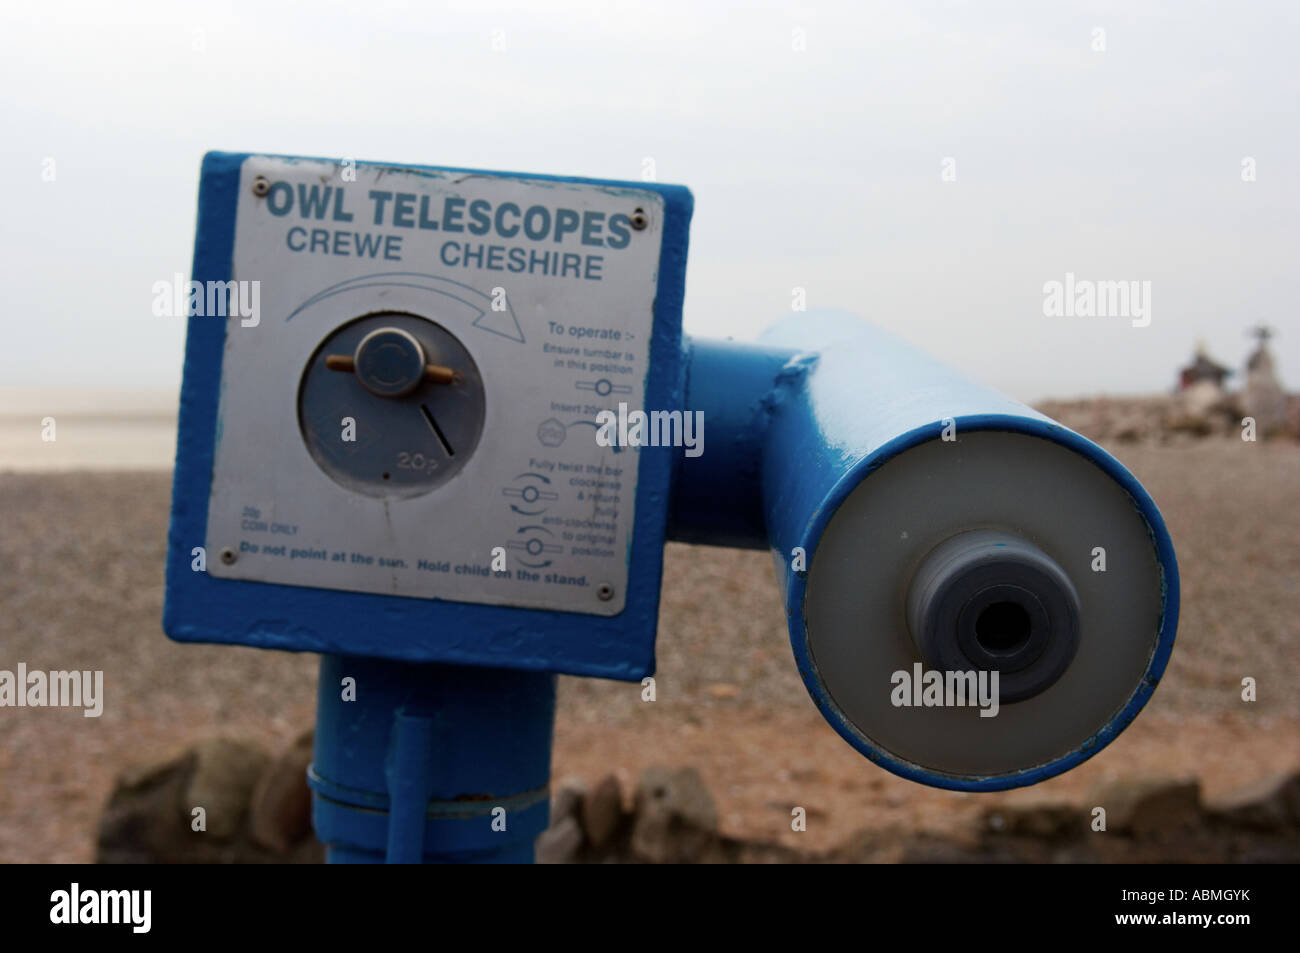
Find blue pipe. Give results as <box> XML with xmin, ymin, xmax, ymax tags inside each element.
<box><xmin>667</xmin><ymin>338</ymin><xmax>798</xmax><ymax>548</ymax></box>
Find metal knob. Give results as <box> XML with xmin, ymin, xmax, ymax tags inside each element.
<box><xmin>325</xmin><ymin>327</ymin><xmax>458</xmax><ymax>397</ymax></box>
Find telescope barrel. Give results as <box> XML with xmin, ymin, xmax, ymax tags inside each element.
<box><xmin>671</xmin><ymin>310</ymin><xmax>1179</xmax><ymax>791</ymax></box>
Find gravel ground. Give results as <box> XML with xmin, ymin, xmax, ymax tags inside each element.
<box><xmin>0</xmin><ymin>437</ymin><xmax>1296</xmax><ymax>861</ymax></box>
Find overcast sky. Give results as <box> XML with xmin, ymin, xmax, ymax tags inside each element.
<box><xmin>1</xmin><ymin>0</ymin><xmax>1296</xmax><ymax>403</ymax></box>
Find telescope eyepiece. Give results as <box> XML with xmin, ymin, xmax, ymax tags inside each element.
<box><xmin>906</xmin><ymin>531</ymin><xmax>1081</xmax><ymax>703</ymax></box>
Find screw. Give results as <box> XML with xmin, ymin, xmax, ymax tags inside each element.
<box><xmin>629</xmin><ymin>207</ymin><xmax>648</xmax><ymax>231</ymax></box>
<box><xmin>251</xmin><ymin>176</ymin><xmax>271</xmax><ymax>197</ymax></box>
<box><xmin>220</xmin><ymin>548</ymin><xmax>237</xmax><ymax>565</ymax></box>
<box><xmin>596</xmin><ymin>582</ymin><xmax>615</xmax><ymax>601</ymax></box>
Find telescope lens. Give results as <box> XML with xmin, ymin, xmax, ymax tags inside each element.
<box><xmin>907</xmin><ymin>530</ymin><xmax>1081</xmax><ymax>703</ymax></box>
<box><xmin>975</xmin><ymin>601</ymin><xmax>1031</xmax><ymax>655</ymax></box>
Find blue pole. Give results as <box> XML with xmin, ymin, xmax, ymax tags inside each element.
<box><xmin>309</xmin><ymin>655</ymin><xmax>555</xmax><ymax>863</ymax></box>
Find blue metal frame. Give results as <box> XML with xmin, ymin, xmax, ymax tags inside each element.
<box><xmin>164</xmin><ymin>152</ymin><xmax>693</xmax><ymax>681</ymax></box>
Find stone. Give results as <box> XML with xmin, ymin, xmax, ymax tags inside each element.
<box><xmin>581</xmin><ymin>774</ymin><xmax>624</xmax><ymax>849</ymax></box>
<box><xmin>98</xmin><ymin>749</ymin><xmax>197</xmax><ymax>864</ymax></box>
<box><xmin>1206</xmin><ymin>770</ymin><xmax>1300</xmax><ymax>831</ymax></box>
<box><xmin>182</xmin><ymin>738</ymin><xmax>271</xmax><ymax>841</ymax></box>
<box><xmin>550</xmin><ymin>775</ymin><xmax>586</xmax><ymax>825</ymax></box>
<box><xmin>983</xmin><ymin>799</ymin><xmax>1081</xmax><ymax>840</ymax></box>
<box><xmin>535</xmin><ymin>815</ymin><xmax>583</xmax><ymax>864</ymax></box>
<box><xmin>1090</xmin><ymin>776</ymin><xmax>1202</xmax><ymax>836</ymax></box>
<box><xmin>97</xmin><ymin>739</ymin><xmax>324</xmax><ymax>864</ymax></box>
<box><xmin>249</xmin><ymin>729</ymin><xmax>314</xmax><ymax>852</ymax></box>
<box><xmin>631</xmin><ymin>765</ymin><xmax>718</xmax><ymax>863</ymax></box>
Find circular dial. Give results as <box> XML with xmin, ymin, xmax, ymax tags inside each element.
<box><xmin>298</xmin><ymin>312</ymin><xmax>485</xmax><ymax>499</ymax></box>
<box><xmin>352</xmin><ymin>327</ymin><xmax>428</xmax><ymax>397</ymax></box>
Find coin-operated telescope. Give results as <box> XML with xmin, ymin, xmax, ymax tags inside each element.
<box><xmin>165</xmin><ymin>153</ymin><xmax>1178</xmax><ymax>862</ymax></box>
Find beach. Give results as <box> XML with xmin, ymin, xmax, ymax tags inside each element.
<box><xmin>0</xmin><ymin>436</ymin><xmax>1297</xmax><ymax>862</ymax></box>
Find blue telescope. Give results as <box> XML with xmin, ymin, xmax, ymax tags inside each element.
<box><xmin>165</xmin><ymin>154</ymin><xmax>1178</xmax><ymax>862</ymax></box>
